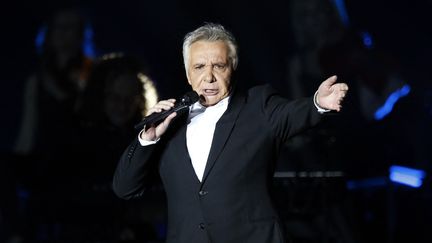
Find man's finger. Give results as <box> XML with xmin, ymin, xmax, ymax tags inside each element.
<box><xmin>148</xmin><ymin>99</ymin><xmax>176</xmax><ymax>115</ymax></box>
<box><xmin>323</xmin><ymin>75</ymin><xmax>338</xmax><ymax>86</ymax></box>
<box><xmin>154</xmin><ymin>112</ymin><xmax>177</xmax><ymax>138</ymax></box>
<box><xmin>336</xmin><ymin>83</ymin><xmax>349</xmax><ymax>91</ymax></box>
<box><xmin>165</xmin><ymin>112</ymin><xmax>177</xmax><ymax>124</ymax></box>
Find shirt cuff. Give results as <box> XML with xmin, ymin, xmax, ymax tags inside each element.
<box><xmin>138</xmin><ymin>129</ymin><xmax>160</xmax><ymax>146</ymax></box>
<box><xmin>314</xmin><ymin>91</ymin><xmax>331</xmax><ymax>113</ymax></box>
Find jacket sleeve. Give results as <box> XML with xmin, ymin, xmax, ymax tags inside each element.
<box><xmin>254</xmin><ymin>84</ymin><xmax>323</xmax><ymax>143</ymax></box>
<box><xmin>112</xmin><ymin>137</ymin><xmax>160</xmax><ymax>200</ymax></box>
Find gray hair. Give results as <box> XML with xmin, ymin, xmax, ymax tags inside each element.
<box><xmin>182</xmin><ymin>23</ymin><xmax>238</xmax><ymax>72</ymax></box>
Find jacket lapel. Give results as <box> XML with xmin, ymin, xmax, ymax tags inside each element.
<box><xmin>201</xmin><ymin>91</ymin><xmax>245</xmax><ymax>184</ymax></box>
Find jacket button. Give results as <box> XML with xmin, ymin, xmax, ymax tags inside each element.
<box><xmin>198</xmin><ymin>223</ymin><xmax>205</xmax><ymax>229</ymax></box>
<box><xmin>198</xmin><ymin>190</ymin><xmax>208</xmax><ymax>196</ymax></box>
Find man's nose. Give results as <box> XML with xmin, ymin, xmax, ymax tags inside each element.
<box><xmin>203</xmin><ymin>67</ymin><xmax>216</xmax><ymax>83</ymax></box>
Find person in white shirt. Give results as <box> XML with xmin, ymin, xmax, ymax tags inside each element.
<box><xmin>113</xmin><ymin>23</ymin><xmax>348</xmax><ymax>243</ymax></box>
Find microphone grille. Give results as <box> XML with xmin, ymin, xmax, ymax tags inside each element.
<box><xmin>181</xmin><ymin>91</ymin><xmax>199</xmax><ymax>105</ymax></box>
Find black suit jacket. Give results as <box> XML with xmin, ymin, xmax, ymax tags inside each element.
<box><xmin>113</xmin><ymin>84</ymin><xmax>322</xmax><ymax>243</ymax></box>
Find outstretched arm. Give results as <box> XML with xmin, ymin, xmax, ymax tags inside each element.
<box><xmin>316</xmin><ymin>75</ymin><xmax>349</xmax><ymax>112</ymax></box>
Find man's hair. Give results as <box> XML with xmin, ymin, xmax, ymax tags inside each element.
<box><xmin>182</xmin><ymin>23</ymin><xmax>238</xmax><ymax>72</ymax></box>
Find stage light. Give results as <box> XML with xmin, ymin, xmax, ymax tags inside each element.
<box><xmin>332</xmin><ymin>0</ymin><xmax>350</xmax><ymax>26</ymax></box>
<box><xmin>374</xmin><ymin>84</ymin><xmax>411</xmax><ymax>120</ymax></box>
<box><xmin>389</xmin><ymin>165</ymin><xmax>426</xmax><ymax>188</ymax></box>
<box><xmin>361</xmin><ymin>31</ymin><xmax>374</xmax><ymax>49</ymax></box>
<box><xmin>346</xmin><ymin>177</ymin><xmax>387</xmax><ymax>190</ymax></box>
<box><xmin>35</xmin><ymin>25</ymin><xmax>47</xmax><ymax>55</ymax></box>
<box><xmin>83</xmin><ymin>23</ymin><xmax>96</xmax><ymax>59</ymax></box>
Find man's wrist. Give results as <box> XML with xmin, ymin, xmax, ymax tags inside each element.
<box><xmin>138</xmin><ymin>129</ymin><xmax>160</xmax><ymax>146</ymax></box>
<box><xmin>313</xmin><ymin>91</ymin><xmax>331</xmax><ymax>113</ymax></box>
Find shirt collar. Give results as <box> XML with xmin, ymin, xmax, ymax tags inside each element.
<box><xmin>190</xmin><ymin>95</ymin><xmax>230</xmax><ymax>111</ymax></box>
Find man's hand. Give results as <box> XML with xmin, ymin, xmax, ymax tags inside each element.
<box><xmin>316</xmin><ymin>75</ymin><xmax>349</xmax><ymax>112</ymax></box>
<box><xmin>140</xmin><ymin>99</ymin><xmax>177</xmax><ymax>141</ymax></box>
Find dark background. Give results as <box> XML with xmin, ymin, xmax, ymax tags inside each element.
<box><xmin>2</xmin><ymin>0</ymin><xmax>432</xmax><ymax>147</ymax></box>
<box><xmin>1</xmin><ymin>0</ymin><xmax>431</xmax><ymax>242</ymax></box>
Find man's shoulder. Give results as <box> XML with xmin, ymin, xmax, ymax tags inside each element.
<box><xmin>247</xmin><ymin>83</ymin><xmax>275</xmax><ymax>93</ymax></box>
<box><xmin>242</xmin><ymin>84</ymin><xmax>279</xmax><ymax>101</ymax></box>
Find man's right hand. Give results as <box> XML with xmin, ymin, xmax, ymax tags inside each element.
<box><xmin>140</xmin><ymin>99</ymin><xmax>177</xmax><ymax>141</ymax></box>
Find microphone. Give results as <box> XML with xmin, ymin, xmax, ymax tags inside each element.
<box><xmin>134</xmin><ymin>91</ymin><xmax>199</xmax><ymax>130</ymax></box>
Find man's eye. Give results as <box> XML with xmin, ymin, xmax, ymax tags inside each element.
<box><xmin>215</xmin><ymin>64</ymin><xmax>226</xmax><ymax>69</ymax></box>
<box><xmin>194</xmin><ymin>65</ymin><xmax>205</xmax><ymax>70</ymax></box>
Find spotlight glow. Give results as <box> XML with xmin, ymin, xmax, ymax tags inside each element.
<box><xmin>389</xmin><ymin>165</ymin><xmax>426</xmax><ymax>188</ymax></box>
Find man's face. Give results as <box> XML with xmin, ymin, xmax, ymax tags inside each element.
<box><xmin>187</xmin><ymin>40</ymin><xmax>233</xmax><ymax>107</ymax></box>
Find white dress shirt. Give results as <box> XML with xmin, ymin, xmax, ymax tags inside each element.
<box><xmin>186</xmin><ymin>96</ymin><xmax>229</xmax><ymax>181</ymax></box>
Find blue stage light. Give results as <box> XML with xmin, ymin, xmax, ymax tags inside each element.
<box><xmin>35</xmin><ymin>25</ymin><xmax>47</xmax><ymax>55</ymax></box>
<box><xmin>374</xmin><ymin>84</ymin><xmax>411</xmax><ymax>120</ymax></box>
<box><xmin>83</xmin><ymin>23</ymin><xmax>96</xmax><ymax>59</ymax></box>
<box><xmin>346</xmin><ymin>177</ymin><xmax>387</xmax><ymax>190</ymax></box>
<box><xmin>389</xmin><ymin>165</ymin><xmax>426</xmax><ymax>188</ymax></box>
<box><xmin>332</xmin><ymin>0</ymin><xmax>350</xmax><ymax>26</ymax></box>
<box><xmin>361</xmin><ymin>31</ymin><xmax>374</xmax><ymax>49</ymax></box>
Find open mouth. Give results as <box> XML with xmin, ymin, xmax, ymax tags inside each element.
<box><xmin>203</xmin><ymin>89</ymin><xmax>218</xmax><ymax>96</ymax></box>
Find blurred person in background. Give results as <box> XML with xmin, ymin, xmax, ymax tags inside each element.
<box><xmin>77</xmin><ymin>53</ymin><xmax>161</xmax><ymax>242</ymax></box>
<box><xmin>14</xmin><ymin>8</ymin><xmax>93</xmax><ymax>155</ymax></box>
<box><xmin>78</xmin><ymin>53</ymin><xmax>158</xmax><ymax>190</ymax></box>
<box><xmin>11</xmin><ymin>8</ymin><xmax>95</xmax><ymax>242</ymax></box>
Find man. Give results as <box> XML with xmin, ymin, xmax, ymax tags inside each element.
<box><xmin>113</xmin><ymin>23</ymin><xmax>348</xmax><ymax>243</ymax></box>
